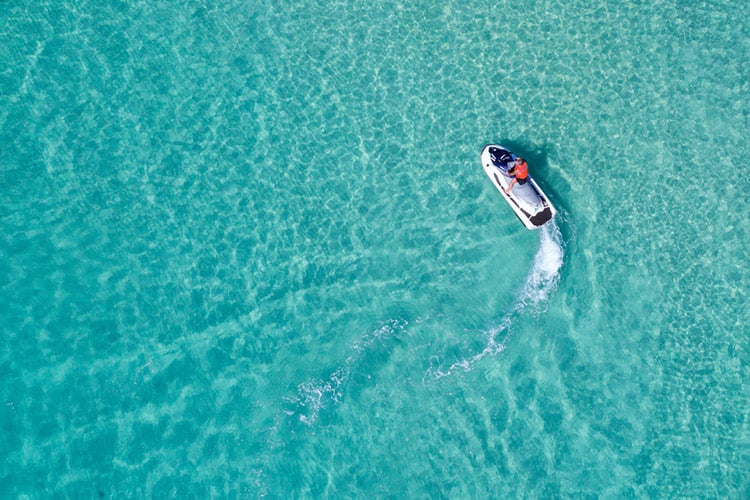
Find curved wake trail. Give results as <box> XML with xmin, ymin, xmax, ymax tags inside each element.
<box><xmin>516</xmin><ymin>220</ymin><xmax>565</xmax><ymax>309</ymax></box>
<box><xmin>286</xmin><ymin>318</ymin><xmax>414</xmax><ymax>424</ymax></box>
<box><xmin>285</xmin><ymin>222</ymin><xmax>564</xmax><ymax>420</ymax></box>
<box><xmin>432</xmin><ymin>220</ymin><xmax>565</xmax><ymax>377</ymax></box>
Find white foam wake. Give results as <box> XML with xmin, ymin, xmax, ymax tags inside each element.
<box><xmin>432</xmin><ymin>221</ymin><xmax>564</xmax><ymax>377</ymax></box>
<box><xmin>288</xmin><ymin>318</ymin><xmax>412</xmax><ymax>425</ymax></box>
<box><xmin>517</xmin><ymin>220</ymin><xmax>564</xmax><ymax>310</ymax></box>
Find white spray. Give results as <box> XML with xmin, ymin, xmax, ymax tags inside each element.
<box><xmin>289</xmin><ymin>222</ymin><xmax>565</xmax><ymax>417</ymax></box>
<box><xmin>434</xmin><ymin>220</ymin><xmax>564</xmax><ymax>377</ymax></box>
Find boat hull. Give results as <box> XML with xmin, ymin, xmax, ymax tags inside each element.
<box><xmin>480</xmin><ymin>144</ymin><xmax>556</xmax><ymax>229</ymax></box>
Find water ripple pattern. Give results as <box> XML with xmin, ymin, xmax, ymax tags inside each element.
<box><xmin>1</xmin><ymin>0</ymin><xmax>749</xmax><ymax>497</ymax></box>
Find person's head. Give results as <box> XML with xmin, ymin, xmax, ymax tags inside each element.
<box><xmin>517</xmin><ymin>157</ymin><xmax>525</xmax><ymax>164</ymax></box>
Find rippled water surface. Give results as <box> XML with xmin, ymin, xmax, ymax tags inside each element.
<box><xmin>2</xmin><ymin>0</ymin><xmax>748</xmax><ymax>497</ymax></box>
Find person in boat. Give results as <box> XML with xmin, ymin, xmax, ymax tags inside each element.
<box><xmin>504</xmin><ymin>157</ymin><xmax>529</xmax><ymax>194</ymax></box>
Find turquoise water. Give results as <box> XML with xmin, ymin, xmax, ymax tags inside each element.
<box><xmin>2</xmin><ymin>0</ymin><xmax>749</xmax><ymax>496</ymax></box>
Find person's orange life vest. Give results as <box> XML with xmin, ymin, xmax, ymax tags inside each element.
<box><xmin>513</xmin><ymin>160</ymin><xmax>528</xmax><ymax>179</ymax></box>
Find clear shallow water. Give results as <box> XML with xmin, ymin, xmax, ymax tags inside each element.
<box><xmin>1</xmin><ymin>0</ymin><xmax>748</xmax><ymax>497</ymax></box>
